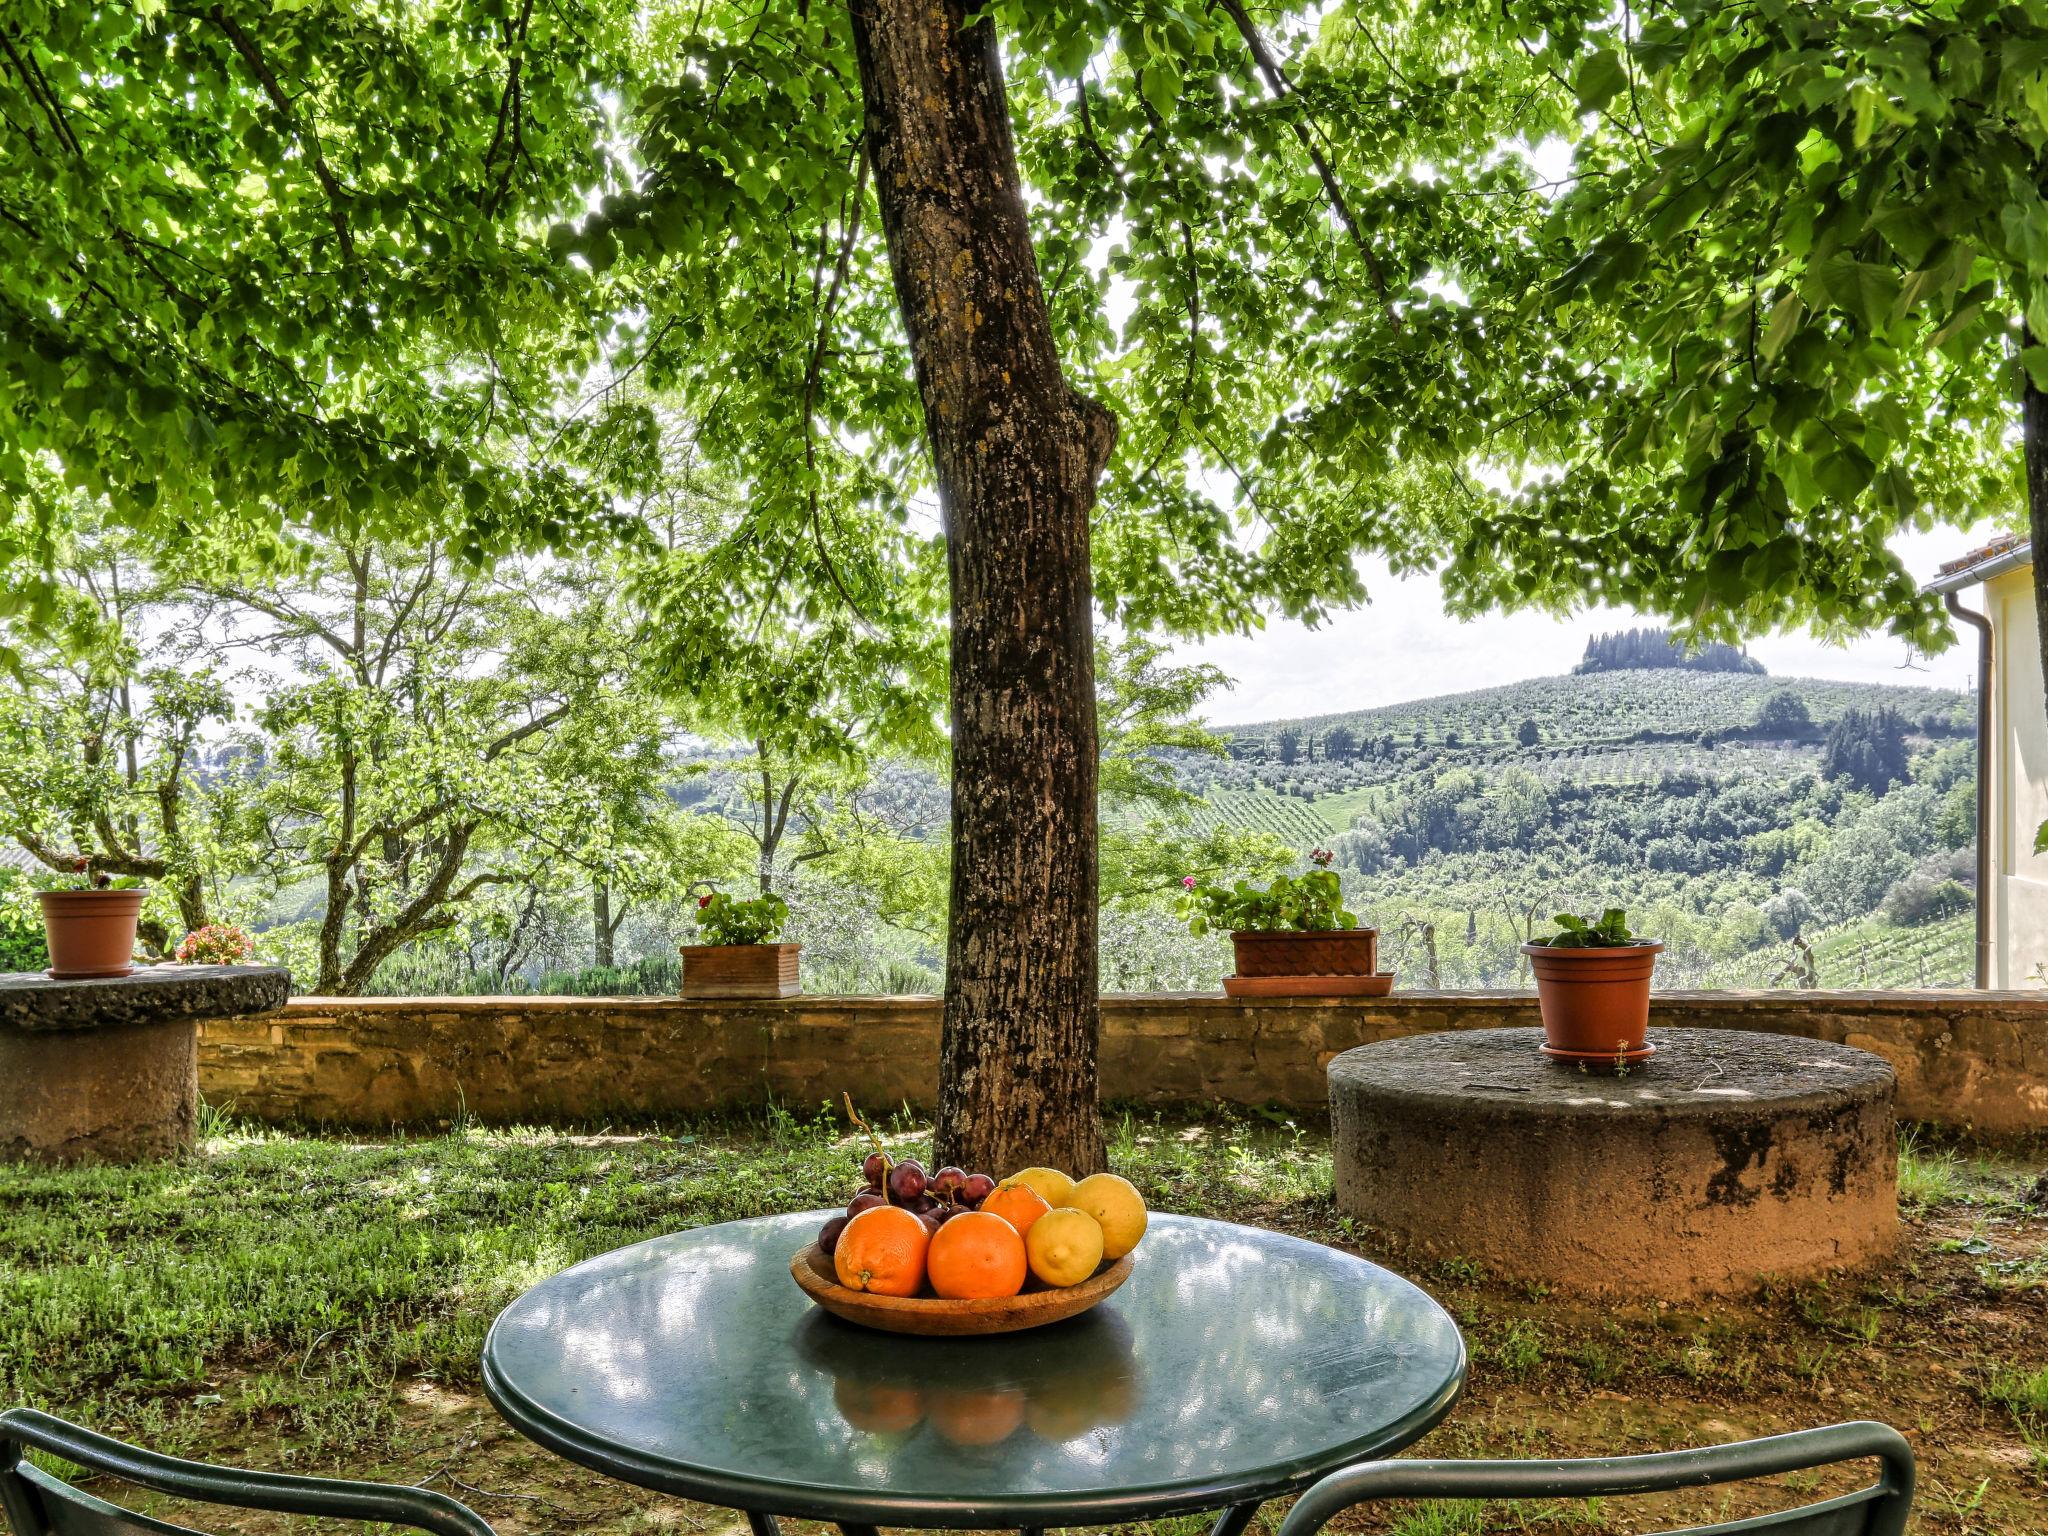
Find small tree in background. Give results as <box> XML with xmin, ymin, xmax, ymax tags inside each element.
<box><xmin>1822</xmin><ymin>709</ymin><xmax>1912</xmax><ymax>796</ymax></box>
<box><xmin>1754</xmin><ymin>691</ymin><xmax>1815</xmax><ymax>739</ymax></box>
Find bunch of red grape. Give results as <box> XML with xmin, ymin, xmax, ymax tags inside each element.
<box><xmin>818</xmin><ymin>1151</ymin><xmax>999</xmax><ymax>1255</ymax></box>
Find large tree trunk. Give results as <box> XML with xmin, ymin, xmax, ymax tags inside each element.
<box><xmin>850</xmin><ymin>0</ymin><xmax>1114</xmax><ymax>1175</ymax></box>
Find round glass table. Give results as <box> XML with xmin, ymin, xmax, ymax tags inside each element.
<box><xmin>482</xmin><ymin>1211</ymin><xmax>1466</xmax><ymax>1534</ymax></box>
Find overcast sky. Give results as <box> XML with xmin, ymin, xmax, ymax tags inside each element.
<box><xmin>1173</xmin><ymin>524</ymin><xmax>1996</xmax><ymax>727</ymax></box>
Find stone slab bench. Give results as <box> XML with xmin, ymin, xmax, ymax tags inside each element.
<box><xmin>1</xmin><ymin>966</ymin><xmax>289</xmax><ymax>1164</ymax></box>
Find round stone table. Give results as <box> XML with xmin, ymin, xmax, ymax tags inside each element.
<box><xmin>0</xmin><ymin>966</ymin><xmax>289</xmax><ymax>1164</ymax></box>
<box><xmin>1328</xmin><ymin>1028</ymin><xmax>1897</xmax><ymax>1299</ymax></box>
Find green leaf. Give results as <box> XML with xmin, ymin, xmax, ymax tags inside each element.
<box><xmin>1814</xmin><ymin>445</ymin><xmax>1876</xmax><ymax>503</ymax></box>
<box><xmin>1759</xmin><ymin>291</ymin><xmax>1803</xmax><ymax>362</ymax></box>
<box><xmin>1812</xmin><ymin>256</ymin><xmax>1902</xmax><ymax>333</ymax></box>
<box><xmin>1139</xmin><ymin>59</ymin><xmax>1181</xmax><ymax>118</ymax></box>
<box><xmin>1576</xmin><ymin>49</ymin><xmax>1626</xmax><ymax>113</ymax></box>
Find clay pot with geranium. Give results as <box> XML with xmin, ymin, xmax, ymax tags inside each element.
<box><xmin>1179</xmin><ymin>850</ymin><xmax>1389</xmax><ymax>997</ymax></box>
<box><xmin>1521</xmin><ymin>907</ymin><xmax>1663</xmax><ymax>1066</ymax></box>
<box><xmin>38</xmin><ymin>857</ymin><xmax>145</xmax><ymax>980</ymax></box>
<box><xmin>680</xmin><ymin>889</ymin><xmax>800</xmax><ymax>999</ymax></box>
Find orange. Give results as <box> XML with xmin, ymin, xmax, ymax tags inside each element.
<box><xmin>980</xmin><ymin>1181</ymin><xmax>1051</xmax><ymax>1239</ymax></box>
<box><xmin>925</xmin><ymin>1210</ymin><xmax>1028</xmax><ymax>1300</ymax></box>
<box><xmin>834</xmin><ymin>1204</ymin><xmax>929</xmax><ymax>1296</ymax></box>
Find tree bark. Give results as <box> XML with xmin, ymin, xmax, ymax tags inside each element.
<box><xmin>593</xmin><ymin>878</ymin><xmax>616</xmax><ymax>968</ymax></box>
<box><xmin>850</xmin><ymin>0</ymin><xmax>1114</xmax><ymax>1175</ymax></box>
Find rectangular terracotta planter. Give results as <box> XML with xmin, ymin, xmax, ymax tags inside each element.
<box><xmin>680</xmin><ymin>942</ymin><xmax>801</xmax><ymax>999</ymax></box>
<box><xmin>1224</xmin><ymin>928</ymin><xmax>1388</xmax><ymax>998</ymax></box>
<box><xmin>1230</xmin><ymin>928</ymin><xmax>1377</xmax><ymax>977</ymax></box>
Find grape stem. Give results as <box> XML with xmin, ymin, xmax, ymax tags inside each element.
<box><xmin>842</xmin><ymin>1091</ymin><xmax>891</xmax><ymax>1166</ymax></box>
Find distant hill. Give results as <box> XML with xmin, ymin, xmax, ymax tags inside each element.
<box><xmin>1176</xmin><ymin>665</ymin><xmax>1978</xmax><ymax>990</ymax></box>
<box><xmin>1574</xmin><ymin>627</ymin><xmax>1764</xmax><ymax>676</ymax></box>
<box><xmin>1144</xmin><ymin>669</ymin><xmax>1976</xmax><ymax>861</ymax></box>
<box><xmin>1219</xmin><ymin>670</ymin><xmax>1970</xmax><ymax>763</ymax></box>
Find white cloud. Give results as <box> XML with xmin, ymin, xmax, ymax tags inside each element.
<box><xmin>1174</xmin><ymin>526</ymin><xmax>1986</xmax><ymax>727</ymax></box>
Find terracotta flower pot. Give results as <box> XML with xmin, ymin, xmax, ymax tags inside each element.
<box><xmin>38</xmin><ymin>889</ymin><xmax>145</xmax><ymax>980</ymax></box>
<box><xmin>1521</xmin><ymin>940</ymin><xmax>1664</xmax><ymax>1063</ymax></box>
<box><xmin>680</xmin><ymin>942</ymin><xmax>801</xmax><ymax>999</ymax></box>
<box><xmin>1223</xmin><ymin>929</ymin><xmax>1388</xmax><ymax>998</ymax></box>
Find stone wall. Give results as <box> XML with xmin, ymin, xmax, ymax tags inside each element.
<box><xmin>197</xmin><ymin>990</ymin><xmax>2048</xmax><ymax>1139</ymax></box>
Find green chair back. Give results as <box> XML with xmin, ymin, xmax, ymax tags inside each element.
<box><xmin>0</xmin><ymin>1411</ymin><xmax>493</xmax><ymax>1536</ymax></box>
<box><xmin>1275</xmin><ymin>1422</ymin><xmax>1913</xmax><ymax>1536</ymax></box>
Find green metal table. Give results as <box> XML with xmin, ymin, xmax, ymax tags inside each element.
<box><xmin>481</xmin><ymin>1211</ymin><xmax>1466</xmax><ymax>1533</ymax></box>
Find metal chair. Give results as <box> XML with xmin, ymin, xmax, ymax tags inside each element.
<box><xmin>1275</xmin><ymin>1422</ymin><xmax>1914</xmax><ymax>1536</ymax></box>
<box><xmin>0</xmin><ymin>1410</ymin><xmax>494</xmax><ymax>1536</ymax></box>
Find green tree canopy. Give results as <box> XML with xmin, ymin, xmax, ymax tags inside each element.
<box><xmin>8</xmin><ymin>4</ymin><xmax>2005</xmax><ymax>679</ymax></box>
<box><xmin>0</xmin><ymin>1</ymin><xmax>642</xmax><ymax>670</ymax></box>
<box><xmin>1455</xmin><ymin>0</ymin><xmax>2039</xmax><ymax>652</ymax></box>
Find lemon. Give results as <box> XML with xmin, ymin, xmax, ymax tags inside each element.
<box><xmin>1065</xmin><ymin>1172</ymin><xmax>1147</xmax><ymax>1260</ymax></box>
<box><xmin>1026</xmin><ymin>1207</ymin><xmax>1104</xmax><ymax>1288</ymax></box>
<box><xmin>999</xmin><ymin>1166</ymin><xmax>1076</xmax><ymax>1209</ymax></box>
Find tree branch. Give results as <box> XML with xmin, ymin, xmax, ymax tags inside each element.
<box><xmin>1214</xmin><ymin>0</ymin><xmax>1399</xmax><ymax>330</ymax></box>
<box><xmin>207</xmin><ymin>7</ymin><xmax>355</xmax><ymax>264</ymax></box>
<box><xmin>479</xmin><ymin>0</ymin><xmax>536</xmax><ymax>215</ymax></box>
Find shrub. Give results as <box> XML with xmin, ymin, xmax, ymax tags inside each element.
<box><xmin>1762</xmin><ymin>887</ymin><xmax>1815</xmax><ymax>938</ymax></box>
<box><xmin>1530</xmin><ymin>908</ymin><xmax>1642</xmax><ymax>948</ymax></box>
<box><xmin>174</xmin><ymin>924</ymin><xmax>255</xmax><ymax>965</ymax></box>
<box><xmin>1180</xmin><ymin>861</ymin><xmax>1356</xmax><ymax>934</ymax></box>
<box><xmin>1879</xmin><ymin>873</ymin><xmax>1972</xmax><ymax>928</ymax></box>
<box><xmin>691</xmin><ymin>890</ymin><xmax>788</xmax><ymax>946</ymax></box>
<box><xmin>534</xmin><ymin>955</ymin><xmax>682</xmax><ymax>996</ymax></box>
<box><xmin>1753</xmin><ymin>689</ymin><xmax>1813</xmax><ymax>737</ymax></box>
<box><xmin>0</xmin><ymin>870</ymin><xmax>47</xmax><ymax>971</ymax></box>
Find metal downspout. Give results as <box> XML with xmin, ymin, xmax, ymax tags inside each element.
<box><xmin>1944</xmin><ymin>590</ymin><xmax>1993</xmax><ymax>989</ymax></box>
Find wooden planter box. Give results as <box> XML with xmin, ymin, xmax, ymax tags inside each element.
<box><xmin>680</xmin><ymin>942</ymin><xmax>801</xmax><ymax>999</ymax></box>
<box><xmin>1224</xmin><ymin>928</ymin><xmax>1389</xmax><ymax>998</ymax></box>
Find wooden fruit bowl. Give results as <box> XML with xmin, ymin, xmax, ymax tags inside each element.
<box><xmin>790</xmin><ymin>1243</ymin><xmax>1134</xmax><ymax>1336</ymax></box>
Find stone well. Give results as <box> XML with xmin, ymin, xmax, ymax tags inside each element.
<box><xmin>1</xmin><ymin>966</ymin><xmax>290</xmax><ymax>1164</ymax></box>
<box><xmin>1328</xmin><ymin>1027</ymin><xmax>1897</xmax><ymax>1298</ymax></box>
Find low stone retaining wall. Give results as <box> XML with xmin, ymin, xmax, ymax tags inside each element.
<box><xmin>195</xmin><ymin>990</ymin><xmax>2048</xmax><ymax>1139</ymax></box>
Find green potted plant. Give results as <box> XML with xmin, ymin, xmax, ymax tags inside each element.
<box><xmin>679</xmin><ymin>889</ymin><xmax>800</xmax><ymax>999</ymax></box>
<box><xmin>1521</xmin><ymin>908</ymin><xmax>1664</xmax><ymax>1064</ymax></box>
<box><xmin>38</xmin><ymin>857</ymin><xmax>145</xmax><ymax>980</ymax></box>
<box><xmin>1180</xmin><ymin>850</ymin><xmax>1388</xmax><ymax>997</ymax></box>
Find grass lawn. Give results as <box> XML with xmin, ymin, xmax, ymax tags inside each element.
<box><xmin>2</xmin><ymin>1109</ymin><xmax>2044</xmax><ymax>1536</ymax></box>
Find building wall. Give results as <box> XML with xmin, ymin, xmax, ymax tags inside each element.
<box><xmin>197</xmin><ymin>991</ymin><xmax>2048</xmax><ymax>1139</ymax></box>
<box><xmin>1987</xmin><ymin>566</ymin><xmax>2048</xmax><ymax>987</ymax></box>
